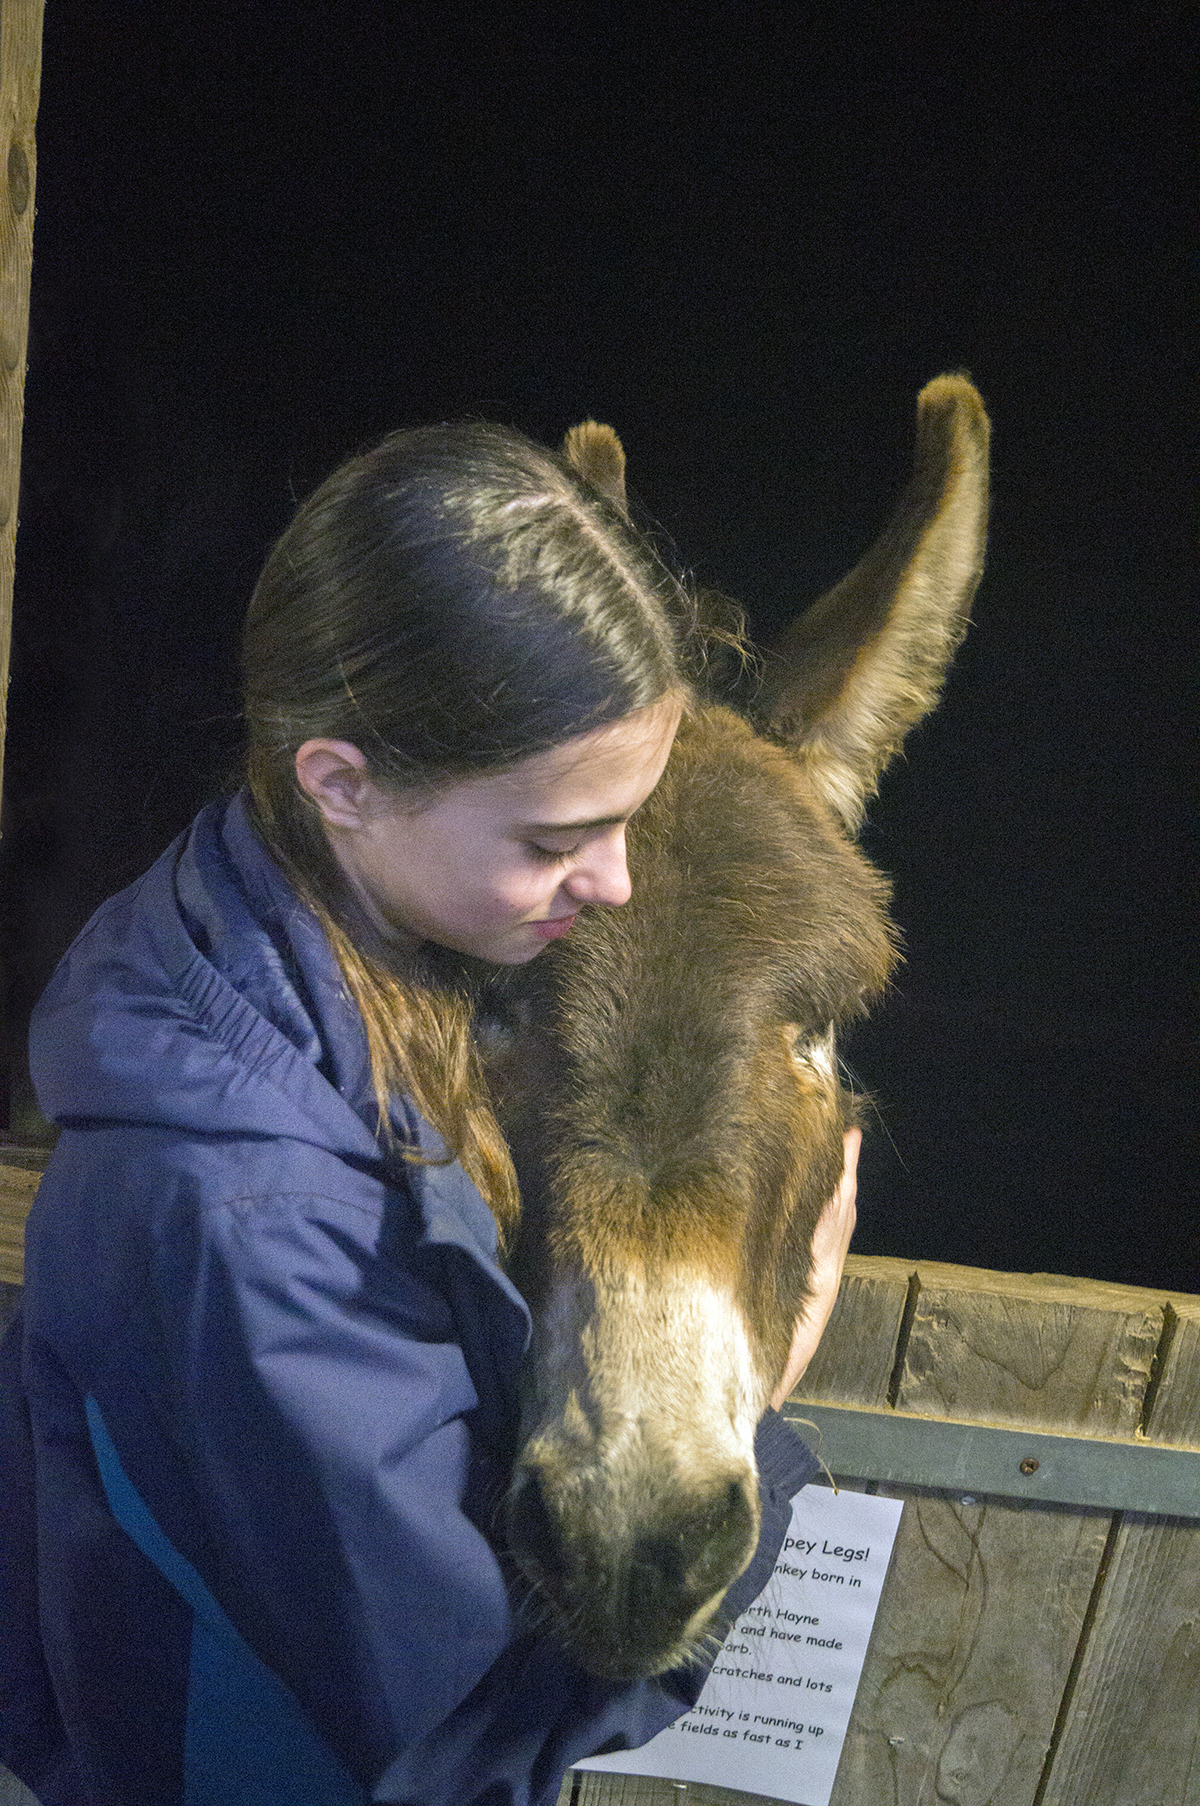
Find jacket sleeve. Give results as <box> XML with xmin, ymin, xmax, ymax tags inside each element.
<box><xmin>159</xmin><ymin>1180</ymin><xmax>520</xmax><ymax>1780</ymax></box>
<box><xmin>157</xmin><ymin>1180</ymin><xmax>817</xmax><ymax>1806</ymax></box>
<box><xmin>371</xmin><ymin>1410</ymin><xmax>821</xmax><ymax>1806</ymax></box>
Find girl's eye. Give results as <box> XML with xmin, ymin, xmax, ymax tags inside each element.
<box><xmin>525</xmin><ymin>843</ymin><xmax>578</xmax><ymax>864</ymax></box>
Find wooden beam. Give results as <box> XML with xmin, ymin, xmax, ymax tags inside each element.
<box><xmin>0</xmin><ymin>0</ymin><xmax>44</xmax><ymax>799</ymax></box>
<box><xmin>784</xmin><ymin>1400</ymin><xmax>1200</xmax><ymax>1518</ymax></box>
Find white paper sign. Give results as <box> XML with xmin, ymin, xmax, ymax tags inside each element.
<box><xmin>577</xmin><ymin>1484</ymin><xmax>903</xmax><ymax>1806</ymax></box>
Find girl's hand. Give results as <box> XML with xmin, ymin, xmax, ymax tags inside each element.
<box><xmin>770</xmin><ymin>1127</ymin><xmax>861</xmax><ymax>1411</ymax></box>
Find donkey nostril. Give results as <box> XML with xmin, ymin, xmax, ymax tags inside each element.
<box><xmin>507</xmin><ymin>1468</ymin><xmax>570</xmax><ymax>1585</ymax></box>
<box><xmin>627</xmin><ymin>1476</ymin><xmax>757</xmax><ymax>1618</ymax></box>
<box><xmin>683</xmin><ymin>1476</ymin><xmax>757</xmax><ymax>1596</ymax></box>
<box><xmin>621</xmin><ymin>1480</ymin><xmax>754</xmax><ymax>1628</ymax></box>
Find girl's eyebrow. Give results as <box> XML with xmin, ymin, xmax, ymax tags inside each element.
<box><xmin>518</xmin><ymin>813</ymin><xmax>627</xmax><ymax>835</ymax></box>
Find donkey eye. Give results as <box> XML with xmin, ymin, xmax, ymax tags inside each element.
<box><xmin>787</xmin><ymin>1023</ymin><xmax>837</xmax><ymax>1079</ymax></box>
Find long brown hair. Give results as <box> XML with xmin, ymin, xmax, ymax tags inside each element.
<box><xmin>242</xmin><ymin>421</ymin><xmax>702</xmax><ymax>1237</ymax></box>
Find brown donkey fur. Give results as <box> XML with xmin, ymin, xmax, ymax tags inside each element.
<box><xmin>475</xmin><ymin>376</ymin><xmax>989</xmax><ymax>1679</ymax></box>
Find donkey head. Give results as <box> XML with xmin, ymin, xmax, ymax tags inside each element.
<box><xmin>485</xmin><ymin>376</ymin><xmax>989</xmax><ymax>1678</ymax></box>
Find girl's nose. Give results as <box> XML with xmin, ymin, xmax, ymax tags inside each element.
<box><xmin>563</xmin><ymin>828</ymin><xmax>632</xmax><ymax>908</ymax></box>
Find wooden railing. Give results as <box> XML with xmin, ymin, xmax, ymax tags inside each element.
<box><xmin>568</xmin><ymin>1252</ymin><xmax>1200</xmax><ymax>1806</ymax></box>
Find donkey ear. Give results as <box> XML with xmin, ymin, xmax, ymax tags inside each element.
<box><xmin>561</xmin><ymin>420</ymin><xmax>629</xmax><ymax>519</ymax></box>
<box><xmin>757</xmin><ymin>374</ymin><xmax>990</xmax><ymax>833</ymax></box>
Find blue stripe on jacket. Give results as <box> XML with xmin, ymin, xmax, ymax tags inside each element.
<box><xmin>85</xmin><ymin>1396</ymin><xmax>364</xmax><ymax>1806</ymax></box>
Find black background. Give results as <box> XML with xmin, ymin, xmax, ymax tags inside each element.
<box><xmin>2</xmin><ymin>3</ymin><xmax>1193</xmax><ymax>1289</ymax></box>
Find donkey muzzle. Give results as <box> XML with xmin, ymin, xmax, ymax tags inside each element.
<box><xmin>506</xmin><ymin>1457</ymin><xmax>759</xmax><ymax>1679</ymax></box>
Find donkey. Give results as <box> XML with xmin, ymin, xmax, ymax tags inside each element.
<box><xmin>480</xmin><ymin>375</ymin><xmax>989</xmax><ymax>1680</ymax></box>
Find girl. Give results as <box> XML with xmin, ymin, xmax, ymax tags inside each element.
<box><xmin>0</xmin><ymin>421</ymin><xmax>857</xmax><ymax>1806</ymax></box>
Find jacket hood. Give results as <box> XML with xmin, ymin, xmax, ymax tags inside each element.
<box><xmin>32</xmin><ymin>793</ymin><xmax>401</xmax><ymax>1166</ymax></box>
<box><xmin>31</xmin><ymin>788</ymin><xmax>528</xmax><ymax>1308</ymax></box>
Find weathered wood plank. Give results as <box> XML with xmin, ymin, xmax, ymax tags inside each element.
<box><xmin>0</xmin><ymin>0</ymin><xmax>44</xmax><ymax>796</ymax></box>
<box><xmin>0</xmin><ymin>1149</ymin><xmax>45</xmax><ymax>1285</ymax></box>
<box><xmin>789</xmin><ymin>1253</ymin><xmax>912</xmax><ymax>1408</ymax></box>
<box><xmin>1037</xmin><ymin>1295</ymin><xmax>1200</xmax><ymax>1805</ymax></box>
<box><xmin>833</xmin><ymin>1490</ymin><xmax>1110</xmax><ymax>1804</ymax></box>
<box><xmin>824</xmin><ymin>1262</ymin><xmax>1165</xmax><ymax>1806</ymax></box>
<box><xmin>572</xmin><ymin>1773</ymin><xmax>794</xmax><ymax>1805</ymax></box>
<box><xmin>1146</xmin><ymin>1298</ymin><xmax>1200</xmax><ymax>1445</ymax></box>
<box><xmin>897</xmin><ymin>1263</ymin><xmax>1165</xmax><ymax>1435</ymax></box>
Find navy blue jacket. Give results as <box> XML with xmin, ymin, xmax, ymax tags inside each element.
<box><xmin>0</xmin><ymin>793</ymin><xmax>818</xmax><ymax>1806</ymax></box>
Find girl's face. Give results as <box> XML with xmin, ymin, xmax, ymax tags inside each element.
<box><xmin>304</xmin><ymin>695</ymin><xmax>682</xmax><ymax>965</ymax></box>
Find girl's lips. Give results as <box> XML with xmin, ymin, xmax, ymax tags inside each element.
<box><xmin>530</xmin><ymin>914</ymin><xmax>577</xmax><ymax>940</ymax></box>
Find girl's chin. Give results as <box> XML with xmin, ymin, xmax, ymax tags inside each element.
<box><xmin>421</xmin><ymin>912</ymin><xmax>576</xmax><ymax>965</ymax></box>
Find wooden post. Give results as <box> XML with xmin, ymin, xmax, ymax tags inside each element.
<box><xmin>0</xmin><ymin>0</ymin><xmax>44</xmax><ymax>802</ymax></box>
<box><xmin>0</xmin><ymin>16</ymin><xmax>45</xmax><ymax>1791</ymax></box>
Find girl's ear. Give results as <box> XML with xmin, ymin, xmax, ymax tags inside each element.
<box><xmin>294</xmin><ymin>739</ymin><xmax>373</xmax><ymax>827</ymax></box>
